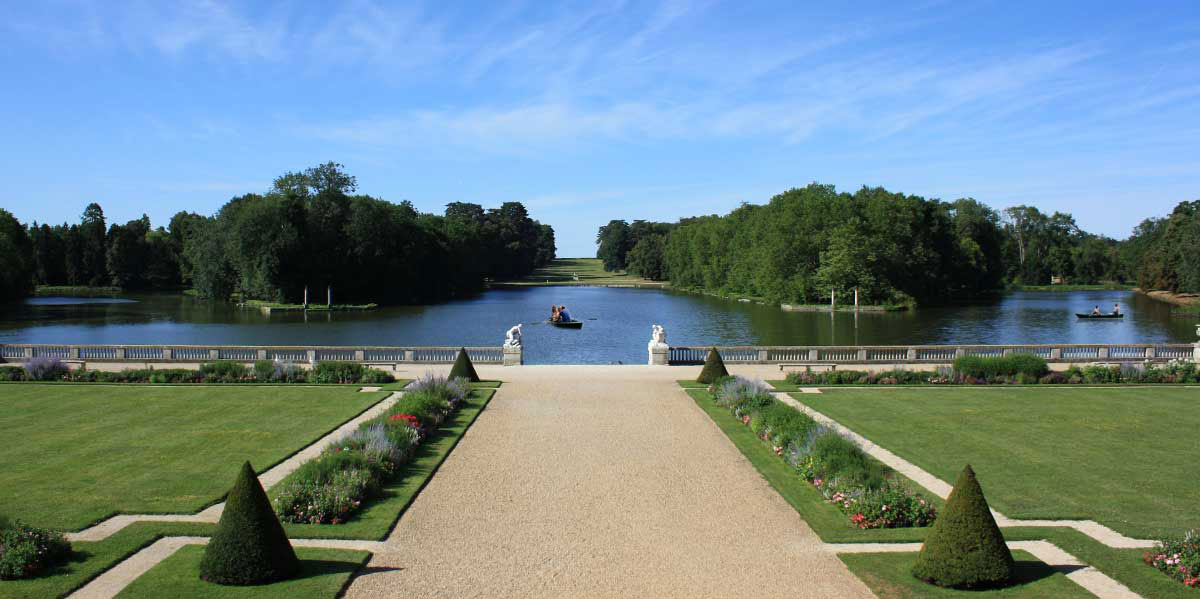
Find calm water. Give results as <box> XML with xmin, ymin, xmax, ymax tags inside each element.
<box><xmin>1</xmin><ymin>288</ymin><xmax>1195</xmax><ymax>364</ymax></box>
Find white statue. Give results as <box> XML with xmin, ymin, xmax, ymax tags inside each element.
<box><xmin>504</xmin><ymin>324</ymin><xmax>523</xmax><ymax>349</ymax></box>
<box><xmin>649</xmin><ymin>324</ymin><xmax>668</xmax><ymax>348</ymax></box>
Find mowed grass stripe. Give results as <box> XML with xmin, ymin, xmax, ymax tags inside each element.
<box><xmin>796</xmin><ymin>387</ymin><xmax>1200</xmax><ymax>539</ymax></box>
<box><xmin>0</xmin><ymin>384</ymin><xmax>385</xmax><ymax>531</ymax></box>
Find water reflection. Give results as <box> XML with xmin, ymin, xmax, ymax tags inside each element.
<box><xmin>0</xmin><ymin>289</ymin><xmax>1194</xmax><ymax>364</ymax></box>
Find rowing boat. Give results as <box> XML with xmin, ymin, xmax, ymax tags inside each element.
<box><xmin>549</xmin><ymin>320</ymin><xmax>583</xmax><ymax>328</ymax></box>
<box><xmin>1075</xmin><ymin>313</ymin><xmax>1123</xmax><ymax>319</ymax></box>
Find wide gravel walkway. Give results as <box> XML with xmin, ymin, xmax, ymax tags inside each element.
<box><xmin>344</xmin><ymin>366</ymin><xmax>874</xmax><ymax>599</ymax></box>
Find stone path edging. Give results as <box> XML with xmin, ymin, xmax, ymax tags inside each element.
<box><xmin>68</xmin><ymin>536</ymin><xmax>385</xmax><ymax>599</ymax></box>
<box><xmin>65</xmin><ymin>390</ymin><xmax>405</xmax><ymax>543</ymax></box>
<box><xmin>775</xmin><ymin>391</ymin><xmax>1155</xmax><ymax>549</ymax></box>
<box><xmin>830</xmin><ymin>541</ymin><xmax>1141</xmax><ymax>599</ymax></box>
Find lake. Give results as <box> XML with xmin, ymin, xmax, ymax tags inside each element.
<box><xmin>0</xmin><ymin>288</ymin><xmax>1194</xmax><ymax>365</ymax></box>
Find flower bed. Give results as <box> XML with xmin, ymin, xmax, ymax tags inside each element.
<box><xmin>0</xmin><ymin>358</ymin><xmax>393</xmax><ymax>385</ymax></box>
<box><xmin>272</xmin><ymin>374</ymin><xmax>470</xmax><ymax>524</ymax></box>
<box><xmin>784</xmin><ymin>357</ymin><xmax>1199</xmax><ymax>386</ymax></box>
<box><xmin>710</xmin><ymin>377</ymin><xmax>935</xmax><ymax>529</ymax></box>
<box><xmin>0</xmin><ymin>517</ymin><xmax>71</xmax><ymax>580</ymax></box>
<box><xmin>1144</xmin><ymin>530</ymin><xmax>1200</xmax><ymax>589</ymax></box>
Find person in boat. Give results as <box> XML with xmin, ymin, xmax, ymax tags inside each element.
<box><xmin>551</xmin><ymin>305</ymin><xmax>560</xmax><ymax>322</ymax></box>
<box><xmin>559</xmin><ymin>305</ymin><xmax>572</xmax><ymax>322</ymax></box>
<box><xmin>1091</xmin><ymin>305</ymin><xmax>1101</xmax><ymax>315</ymax></box>
<box><xmin>1112</xmin><ymin>303</ymin><xmax>1120</xmax><ymax>315</ymax></box>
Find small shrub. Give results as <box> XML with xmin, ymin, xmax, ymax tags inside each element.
<box><xmin>912</xmin><ymin>465</ymin><xmax>1014</xmax><ymax>588</ymax></box>
<box><xmin>200</xmin><ymin>361</ymin><xmax>249</xmax><ymax>382</ymax></box>
<box><xmin>0</xmin><ymin>520</ymin><xmax>71</xmax><ymax>580</ymax></box>
<box><xmin>271</xmin><ymin>359</ymin><xmax>304</xmax><ymax>383</ymax></box>
<box><xmin>253</xmin><ymin>360</ymin><xmax>274</xmax><ymax>382</ymax></box>
<box><xmin>23</xmin><ymin>356</ymin><xmax>66</xmax><ymax>381</ymax></box>
<box><xmin>1144</xmin><ymin>530</ymin><xmax>1200</xmax><ymax>588</ymax></box>
<box><xmin>846</xmin><ymin>482</ymin><xmax>937</xmax><ymax>529</ymax></box>
<box><xmin>361</xmin><ymin>368</ymin><xmax>394</xmax><ymax>384</ymax></box>
<box><xmin>200</xmin><ymin>461</ymin><xmax>298</xmax><ymax>585</ymax></box>
<box><xmin>696</xmin><ymin>348</ymin><xmax>729</xmax><ymax>383</ymax></box>
<box><xmin>1039</xmin><ymin>372</ymin><xmax>1067</xmax><ymax>385</ymax></box>
<box><xmin>448</xmin><ymin>348</ymin><xmax>480</xmax><ymax>382</ymax></box>
<box><xmin>953</xmin><ymin>354</ymin><xmax>1048</xmax><ymax>382</ymax></box>
<box><xmin>308</xmin><ymin>361</ymin><xmax>364</xmax><ymax>384</ymax></box>
<box><xmin>0</xmin><ymin>366</ymin><xmax>27</xmax><ymax>381</ymax></box>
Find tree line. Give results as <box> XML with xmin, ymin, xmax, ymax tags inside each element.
<box><xmin>597</xmin><ymin>183</ymin><xmax>1198</xmax><ymax>306</ymax></box>
<box><xmin>0</xmin><ymin>163</ymin><xmax>555</xmax><ymax>303</ymax></box>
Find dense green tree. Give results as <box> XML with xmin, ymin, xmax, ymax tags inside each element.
<box><xmin>0</xmin><ymin>209</ymin><xmax>35</xmax><ymax>302</ymax></box>
<box><xmin>912</xmin><ymin>465</ymin><xmax>1014</xmax><ymax>588</ymax></box>
<box><xmin>596</xmin><ymin>220</ymin><xmax>632</xmax><ymax>270</ymax></box>
<box><xmin>79</xmin><ymin>203</ymin><xmax>107</xmax><ymax>285</ymax></box>
<box><xmin>199</xmin><ymin>461</ymin><xmax>298</xmax><ymax>585</ymax></box>
<box><xmin>626</xmin><ymin>233</ymin><xmax>668</xmax><ymax>280</ymax></box>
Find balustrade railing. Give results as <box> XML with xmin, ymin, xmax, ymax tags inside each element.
<box><xmin>0</xmin><ymin>344</ymin><xmax>508</xmax><ymax>365</ymax></box>
<box><xmin>667</xmin><ymin>344</ymin><xmax>1197</xmax><ymax>365</ymax></box>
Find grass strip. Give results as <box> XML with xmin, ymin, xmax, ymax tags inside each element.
<box><xmin>114</xmin><ymin>545</ymin><xmax>370</xmax><ymax>599</ymax></box>
<box><xmin>840</xmin><ymin>550</ymin><xmax>1094</xmax><ymax>598</ymax></box>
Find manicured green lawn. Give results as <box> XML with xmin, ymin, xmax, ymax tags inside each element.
<box><xmin>495</xmin><ymin>257</ymin><xmax>665</xmax><ymax>287</ymax></box>
<box><xmin>114</xmin><ymin>545</ymin><xmax>368</xmax><ymax>599</ymax></box>
<box><xmin>795</xmin><ymin>387</ymin><xmax>1200</xmax><ymax>538</ymax></box>
<box><xmin>840</xmin><ymin>550</ymin><xmax>1093</xmax><ymax>598</ymax></box>
<box><xmin>0</xmin><ymin>384</ymin><xmax>387</xmax><ymax>531</ymax></box>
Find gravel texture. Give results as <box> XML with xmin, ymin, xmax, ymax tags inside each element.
<box><xmin>345</xmin><ymin>366</ymin><xmax>876</xmax><ymax>599</ymax></box>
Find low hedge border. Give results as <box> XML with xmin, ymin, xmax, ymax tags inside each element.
<box><xmin>781</xmin><ymin>356</ymin><xmax>1199</xmax><ymax>387</ymax></box>
<box><xmin>0</xmin><ymin>359</ymin><xmax>395</xmax><ymax>385</ymax></box>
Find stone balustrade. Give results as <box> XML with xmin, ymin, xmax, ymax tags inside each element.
<box><xmin>0</xmin><ymin>344</ymin><xmax>513</xmax><ymax>365</ymax></box>
<box><xmin>661</xmin><ymin>343</ymin><xmax>1199</xmax><ymax>366</ymax></box>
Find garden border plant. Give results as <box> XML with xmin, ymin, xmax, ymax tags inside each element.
<box><xmin>272</xmin><ymin>373</ymin><xmax>473</xmax><ymax>526</ymax></box>
<box><xmin>0</xmin><ymin>358</ymin><xmax>394</xmax><ymax>385</ymax></box>
<box><xmin>704</xmin><ymin>376</ymin><xmax>936</xmax><ymax>530</ymax></box>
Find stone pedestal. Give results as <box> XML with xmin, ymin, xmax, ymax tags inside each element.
<box><xmin>648</xmin><ymin>343</ymin><xmax>669</xmax><ymax>365</ymax></box>
<box><xmin>503</xmin><ymin>345</ymin><xmax>523</xmax><ymax>366</ymax></box>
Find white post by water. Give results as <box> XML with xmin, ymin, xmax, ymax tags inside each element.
<box><xmin>303</xmin><ymin>286</ymin><xmax>309</xmax><ymax>309</ymax></box>
<box><xmin>830</xmin><ymin>289</ymin><xmax>835</xmax><ymax>311</ymax></box>
<box><xmin>854</xmin><ymin>287</ymin><xmax>859</xmax><ymax>311</ymax></box>
<box><xmin>327</xmin><ymin>286</ymin><xmax>332</xmax><ymax>308</ymax></box>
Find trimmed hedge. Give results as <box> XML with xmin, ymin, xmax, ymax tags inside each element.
<box><xmin>696</xmin><ymin>348</ymin><xmax>729</xmax><ymax>383</ymax></box>
<box><xmin>200</xmin><ymin>461</ymin><xmax>299</xmax><ymax>585</ymax></box>
<box><xmin>953</xmin><ymin>354</ymin><xmax>1048</xmax><ymax>380</ymax></box>
<box><xmin>912</xmin><ymin>464</ymin><xmax>1014</xmax><ymax>588</ymax></box>
<box><xmin>449</xmin><ymin>348</ymin><xmax>480</xmax><ymax>383</ymax></box>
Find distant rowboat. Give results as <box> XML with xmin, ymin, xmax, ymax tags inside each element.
<box><xmin>1075</xmin><ymin>313</ymin><xmax>1123</xmax><ymax>319</ymax></box>
<box><xmin>549</xmin><ymin>320</ymin><xmax>583</xmax><ymax>328</ymax></box>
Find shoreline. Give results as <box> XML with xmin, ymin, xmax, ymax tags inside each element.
<box><xmin>1135</xmin><ymin>288</ymin><xmax>1200</xmax><ymax>307</ymax></box>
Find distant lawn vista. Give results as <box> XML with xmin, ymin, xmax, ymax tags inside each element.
<box><xmin>494</xmin><ymin>257</ymin><xmax>666</xmax><ymax>287</ymax></box>
<box><xmin>0</xmin><ymin>384</ymin><xmax>385</xmax><ymax>530</ymax></box>
<box><xmin>794</xmin><ymin>387</ymin><xmax>1200</xmax><ymax>539</ymax></box>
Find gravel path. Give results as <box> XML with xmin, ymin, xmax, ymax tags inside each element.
<box><xmin>345</xmin><ymin>366</ymin><xmax>875</xmax><ymax>599</ymax></box>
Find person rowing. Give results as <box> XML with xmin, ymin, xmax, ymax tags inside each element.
<box><xmin>1112</xmin><ymin>303</ymin><xmax>1120</xmax><ymax>315</ymax></box>
<box><xmin>550</xmin><ymin>305</ymin><xmax>560</xmax><ymax>322</ymax></box>
<box><xmin>1091</xmin><ymin>305</ymin><xmax>1101</xmax><ymax>315</ymax></box>
<box><xmin>558</xmin><ymin>305</ymin><xmax>572</xmax><ymax>322</ymax></box>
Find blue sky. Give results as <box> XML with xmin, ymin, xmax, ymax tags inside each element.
<box><xmin>1</xmin><ymin>1</ymin><xmax>1198</xmax><ymax>257</ymax></box>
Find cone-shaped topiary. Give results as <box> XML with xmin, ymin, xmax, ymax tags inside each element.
<box><xmin>448</xmin><ymin>347</ymin><xmax>481</xmax><ymax>382</ymax></box>
<box><xmin>696</xmin><ymin>347</ymin><xmax>729</xmax><ymax>384</ymax></box>
<box><xmin>912</xmin><ymin>464</ymin><xmax>1014</xmax><ymax>588</ymax></box>
<box><xmin>200</xmin><ymin>461</ymin><xmax>299</xmax><ymax>585</ymax></box>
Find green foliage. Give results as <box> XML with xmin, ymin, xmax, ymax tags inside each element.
<box><xmin>0</xmin><ymin>208</ymin><xmax>35</xmax><ymax>302</ymax></box>
<box><xmin>953</xmin><ymin>354</ymin><xmax>1049</xmax><ymax>380</ymax></box>
<box><xmin>696</xmin><ymin>348</ymin><xmax>729</xmax><ymax>383</ymax></box>
<box><xmin>0</xmin><ymin>520</ymin><xmax>71</xmax><ymax>580</ymax></box>
<box><xmin>307</xmin><ymin>361</ymin><xmax>364</xmax><ymax>384</ymax></box>
<box><xmin>1126</xmin><ymin>200</ymin><xmax>1200</xmax><ymax>293</ymax></box>
<box><xmin>448</xmin><ymin>348</ymin><xmax>481</xmax><ymax>382</ymax></box>
<box><xmin>912</xmin><ymin>465</ymin><xmax>1015</xmax><ymax>588</ymax></box>
<box><xmin>200</xmin><ymin>361</ymin><xmax>250</xmax><ymax>381</ymax></box>
<box><xmin>200</xmin><ymin>462</ymin><xmax>299</xmax><ymax>585</ymax></box>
